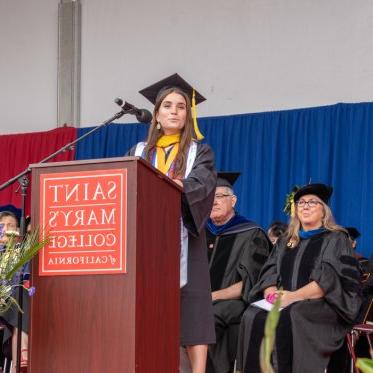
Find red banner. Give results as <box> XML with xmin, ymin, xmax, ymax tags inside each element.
<box><xmin>39</xmin><ymin>168</ymin><xmax>127</xmax><ymax>276</ymax></box>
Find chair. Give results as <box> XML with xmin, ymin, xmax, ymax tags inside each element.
<box><xmin>345</xmin><ymin>273</ymin><xmax>373</xmax><ymax>373</ymax></box>
<box><xmin>346</xmin><ymin>324</ymin><xmax>373</xmax><ymax>373</ymax></box>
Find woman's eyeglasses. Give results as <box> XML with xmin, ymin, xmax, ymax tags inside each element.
<box><xmin>296</xmin><ymin>200</ymin><xmax>322</xmax><ymax>208</ymax></box>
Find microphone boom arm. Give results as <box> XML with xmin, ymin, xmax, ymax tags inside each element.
<box><xmin>0</xmin><ymin>108</ymin><xmax>126</xmax><ymax>191</ymax></box>
<box><xmin>114</xmin><ymin>98</ymin><xmax>153</xmax><ymax>123</ymax></box>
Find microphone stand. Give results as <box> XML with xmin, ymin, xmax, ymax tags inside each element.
<box><xmin>0</xmin><ymin>106</ymin><xmax>132</xmax><ymax>373</ymax></box>
<box><xmin>14</xmin><ymin>174</ymin><xmax>28</xmax><ymax>373</ymax></box>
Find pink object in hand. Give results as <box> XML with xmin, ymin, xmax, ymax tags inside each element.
<box><xmin>265</xmin><ymin>293</ymin><xmax>278</xmax><ymax>304</ymax></box>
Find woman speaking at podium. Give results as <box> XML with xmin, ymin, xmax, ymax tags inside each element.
<box><xmin>127</xmin><ymin>73</ymin><xmax>217</xmax><ymax>373</ymax></box>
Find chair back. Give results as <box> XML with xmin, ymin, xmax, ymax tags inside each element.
<box><xmin>355</xmin><ymin>271</ymin><xmax>373</xmax><ymax>324</ymax></box>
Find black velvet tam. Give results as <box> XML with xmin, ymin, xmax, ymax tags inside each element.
<box><xmin>294</xmin><ymin>183</ymin><xmax>333</xmax><ymax>204</ymax></box>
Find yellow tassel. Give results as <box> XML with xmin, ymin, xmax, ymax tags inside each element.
<box><xmin>192</xmin><ymin>89</ymin><xmax>204</xmax><ymax>140</ymax></box>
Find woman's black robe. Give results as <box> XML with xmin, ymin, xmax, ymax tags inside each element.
<box><xmin>128</xmin><ymin>142</ymin><xmax>217</xmax><ymax>345</ymax></box>
<box><xmin>236</xmin><ymin>230</ymin><xmax>362</xmax><ymax>373</ymax></box>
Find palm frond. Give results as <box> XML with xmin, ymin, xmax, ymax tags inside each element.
<box><xmin>0</xmin><ymin>228</ymin><xmax>49</xmax><ymax>314</ymax></box>
<box><xmin>259</xmin><ymin>294</ymin><xmax>282</xmax><ymax>373</ymax></box>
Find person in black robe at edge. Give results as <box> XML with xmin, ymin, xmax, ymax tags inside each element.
<box><xmin>0</xmin><ymin>205</ymin><xmax>30</xmax><ymax>373</ymax></box>
<box><xmin>127</xmin><ymin>73</ymin><xmax>216</xmax><ymax>373</ymax></box>
<box><xmin>235</xmin><ymin>183</ymin><xmax>362</xmax><ymax>373</ymax></box>
<box><xmin>329</xmin><ymin>227</ymin><xmax>373</xmax><ymax>373</ymax></box>
<box><xmin>205</xmin><ymin>172</ymin><xmax>271</xmax><ymax>373</ymax></box>
<box><xmin>343</xmin><ymin>227</ymin><xmax>373</xmax><ymax>371</ymax></box>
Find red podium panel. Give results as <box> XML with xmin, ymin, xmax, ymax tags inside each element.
<box><xmin>39</xmin><ymin>168</ymin><xmax>128</xmax><ymax>276</ymax></box>
<box><xmin>29</xmin><ymin>157</ymin><xmax>180</xmax><ymax>373</ymax></box>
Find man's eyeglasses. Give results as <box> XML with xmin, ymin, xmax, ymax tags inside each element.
<box><xmin>214</xmin><ymin>193</ymin><xmax>233</xmax><ymax>200</ymax></box>
<box><xmin>296</xmin><ymin>200</ymin><xmax>322</xmax><ymax>208</ymax></box>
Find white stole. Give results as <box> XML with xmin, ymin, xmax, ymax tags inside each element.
<box><xmin>134</xmin><ymin>141</ymin><xmax>197</xmax><ymax>288</ymax></box>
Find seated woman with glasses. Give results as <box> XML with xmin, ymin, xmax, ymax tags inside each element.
<box><xmin>235</xmin><ymin>183</ymin><xmax>362</xmax><ymax>373</ymax></box>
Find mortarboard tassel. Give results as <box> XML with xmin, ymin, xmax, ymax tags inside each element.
<box><xmin>192</xmin><ymin>89</ymin><xmax>204</xmax><ymax>140</ymax></box>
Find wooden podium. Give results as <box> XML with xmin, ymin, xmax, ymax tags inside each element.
<box><xmin>29</xmin><ymin>157</ymin><xmax>181</xmax><ymax>372</ymax></box>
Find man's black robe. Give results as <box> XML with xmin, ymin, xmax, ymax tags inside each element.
<box><xmin>206</xmin><ymin>220</ymin><xmax>271</xmax><ymax>373</ymax></box>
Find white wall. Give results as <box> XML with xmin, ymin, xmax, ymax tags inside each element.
<box><xmin>1</xmin><ymin>0</ymin><xmax>373</xmax><ymax>133</ymax></box>
<box><xmin>0</xmin><ymin>1</ymin><xmax>58</xmax><ymax>133</ymax></box>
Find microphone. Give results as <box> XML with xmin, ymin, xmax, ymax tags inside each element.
<box><xmin>114</xmin><ymin>98</ymin><xmax>153</xmax><ymax>123</ymax></box>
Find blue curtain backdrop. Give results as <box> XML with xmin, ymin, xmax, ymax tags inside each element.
<box><xmin>76</xmin><ymin>102</ymin><xmax>373</xmax><ymax>257</ymax></box>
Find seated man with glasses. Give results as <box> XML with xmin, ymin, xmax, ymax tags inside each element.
<box><xmin>205</xmin><ymin>173</ymin><xmax>271</xmax><ymax>373</ymax></box>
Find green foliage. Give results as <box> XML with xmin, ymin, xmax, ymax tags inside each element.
<box><xmin>0</xmin><ymin>229</ymin><xmax>49</xmax><ymax>314</ymax></box>
<box><xmin>4</xmin><ymin>230</ymin><xmax>48</xmax><ymax>280</ymax></box>
<box><xmin>283</xmin><ymin>185</ymin><xmax>300</xmax><ymax>216</ymax></box>
<box><xmin>357</xmin><ymin>358</ymin><xmax>373</xmax><ymax>373</ymax></box>
<box><xmin>259</xmin><ymin>295</ymin><xmax>282</xmax><ymax>373</ymax></box>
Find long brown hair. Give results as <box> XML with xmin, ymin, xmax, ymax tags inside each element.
<box><xmin>144</xmin><ymin>87</ymin><xmax>194</xmax><ymax>178</ymax></box>
<box><xmin>287</xmin><ymin>199</ymin><xmax>347</xmax><ymax>247</ymax></box>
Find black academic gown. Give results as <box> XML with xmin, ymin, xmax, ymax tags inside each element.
<box><xmin>206</xmin><ymin>221</ymin><xmax>271</xmax><ymax>373</ymax></box>
<box><xmin>1</xmin><ymin>263</ymin><xmax>30</xmax><ymax>342</ymax></box>
<box><xmin>128</xmin><ymin>142</ymin><xmax>217</xmax><ymax>345</ymax></box>
<box><xmin>236</xmin><ymin>230</ymin><xmax>362</xmax><ymax>373</ymax></box>
<box><xmin>1</xmin><ymin>289</ymin><xmax>29</xmax><ymax>342</ymax></box>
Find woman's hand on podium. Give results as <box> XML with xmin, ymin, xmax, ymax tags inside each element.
<box><xmin>172</xmin><ymin>179</ymin><xmax>184</xmax><ymax>188</ymax></box>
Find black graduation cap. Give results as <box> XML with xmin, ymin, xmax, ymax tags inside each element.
<box><xmin>216</xmin><ymin>172</ymin><xmax>240</xmax><ymax>189</ymax></box>
<box><xmin>139</xmin><ymin>73</ymin><xmax>206</xmax><ymax>105</ymax></box>
<box><xmin>0</xmin><ymin>204</ymin><xmax>22</xmax><ymax>223</ymax></box>
<box><xmin>346</xmin><ymin>227</ymin><xmax>361</xmax><ymax>240</ymax></box>
<box><xmin>294</xmin><ymin>183</ymin><xmax>333</xmax><ymax>204</ymax></box>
